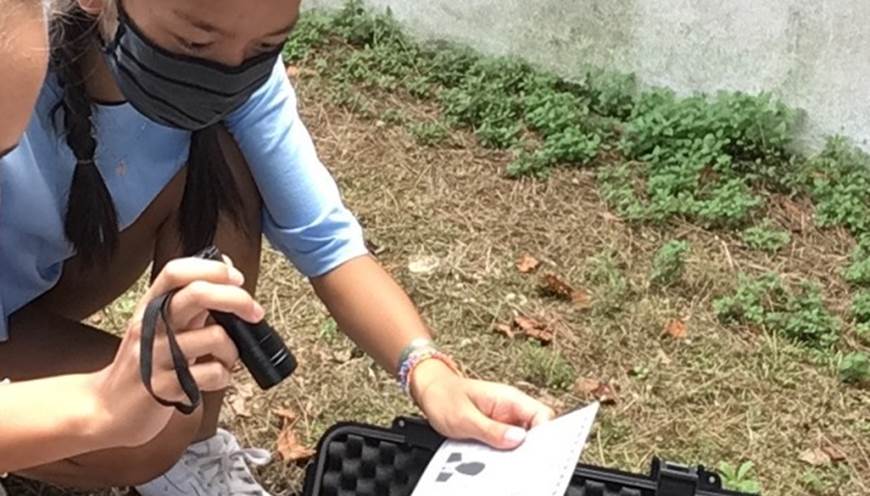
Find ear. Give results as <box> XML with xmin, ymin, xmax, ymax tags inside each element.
<box><xmin>77</xmin><ymin>0</ymin><xmax>106</xmax><ymax>15</ymax></box>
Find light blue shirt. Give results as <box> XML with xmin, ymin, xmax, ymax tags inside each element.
<box><xmin>0</xmin><ymin>59</ymin><xmax>367</xmax><ymax>340</ymax></box>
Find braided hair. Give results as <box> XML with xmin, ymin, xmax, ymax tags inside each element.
<box><xmin>49</xmin><ymin>2</ymin><xmax>244</xmax><ymax>266</ymax></box>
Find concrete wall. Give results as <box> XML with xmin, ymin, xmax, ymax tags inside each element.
<box><xmin>305</xmin><ymin>0</ymin><xmax>870</xmax><ymax>151</ymax></box>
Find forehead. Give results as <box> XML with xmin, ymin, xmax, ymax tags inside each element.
<box><xmin>148</xmin><ymin>0</ymin><xmax>300</xmax><ymax>35</ymax></box>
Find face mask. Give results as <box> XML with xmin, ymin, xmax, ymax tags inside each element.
<box><xmin>102</xmin><ymin>4</ymin><xmax>282</xmax><ymax>131</ymax></box>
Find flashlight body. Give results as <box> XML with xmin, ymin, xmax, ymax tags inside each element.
<box><xmin>197</xmin><ymin>246</ymin><xmax>297</xmax><ymax>389</ymax></box>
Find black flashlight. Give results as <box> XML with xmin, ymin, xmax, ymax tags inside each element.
<box><xmin>197</xmin><ymin>246</ymin><xmax>297</xmax><ymax>389</ymax></box>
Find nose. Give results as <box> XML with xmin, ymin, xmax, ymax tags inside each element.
<box><xmin>216</xmin><ymin>46</ymin><xmax>249</xmax><ymax>68</ymax></box>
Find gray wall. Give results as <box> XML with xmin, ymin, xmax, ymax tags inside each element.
<box><xmin>305</xmin><ymin>0</ymin><xmax>870</xmax><ymax>151</ymax></box>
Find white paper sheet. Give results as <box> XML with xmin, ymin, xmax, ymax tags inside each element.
<box><xmin>411</xmin><ymin>402</ymin><xmax>600</xmax><ymax>496</ymax></box>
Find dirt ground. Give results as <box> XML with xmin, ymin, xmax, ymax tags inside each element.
<box><xmin>7</xmin><ymin>65</ymin><xmax>870</xmax><ymax>496</ymax></box>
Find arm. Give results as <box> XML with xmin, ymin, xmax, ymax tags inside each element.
<box><xmin>310</xmin><ymin>255</ymin><xmax>428</xmax><ymax>373</ymax></box>
<box><xmin>227</xmin><ymin>61</ymin><xmax>554</xmax><ymax>449</ymax></box>
<box><xmin>0</xmin><ymin>258</ymin><xmax>259</xmax><ymax>473</ymax></box>
<box><xmin>0</xmin><ymin>375</ymin><xmax>106</xmax><ymax>473</ymax></box>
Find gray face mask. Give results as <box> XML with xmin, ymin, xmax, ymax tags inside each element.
<box><xmin>103</xmin><ymin>4</ymin><xmax>282</xmax><ymax>131</ymax></box>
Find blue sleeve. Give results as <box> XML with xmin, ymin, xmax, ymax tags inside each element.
<box><xmin>226</xmin><ymin>60</ymin><xmax>368</xmax><ymax>277</ymax></box>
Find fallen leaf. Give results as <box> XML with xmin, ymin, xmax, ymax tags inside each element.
<box><xmin>573</xmin><ymin>378</ymin><xmax>602</xmax><ymax>395</ymax></box>
<box><xmin>516</xmin><ymin>254</ymin><xmax>541</xmax><ymax>274</ymax></box>
<box><xmin>277</xmin><ymin>426</ymin><xmax>315</xmax><ymax>463</ymax></box>
<box><xmin>274</xmin><ymin>408</ymin><xmax>316</xmax><ymax>464</ymax></box>
<box><xmin>822</xmin><ymin>445</ymin><xmax>847</xmax><ymax>462</ymax></box>
<box><xmin>799</xmin><ymin>448</ymin><xmax>831</xmax><ymax>466</ymax></box>
<box><xmin>274</xmin><ymin>408</ymin><xmax>298</xmax><ymax>422</ymax></box>
<box><xmin>664</xmin><ymin>319</ymin><xmax>688</xmax><ymax>340</ymax></box>
<box><xmin>493</xmin><ymin>323</ymin><xmax>515</xmax><ymax>339</ymax></box>
<box><xmin>573</xmin><ymin>378</ymin><xmax>618</xmax><ymax>404</ymax></box>
<box><xmin>513</xmin><ymin>315</ymin><xmax>555</xmax><ymax>345</ymax></box>
<box><xmin>408</xmin><ymin>256</ymin><xmax>440</xmax><ymax>275</ymax></box>
<box><xmin>592</xmin><ymin>382</ymin><xmax>619</xmax><ymax>405</ymax></box>
<box><xmin>227</xmin><ymin>383</ymin><xmax>255</xmax><ymax>418</ymax></box>
<box><xmin>541</xmin><ymin>273</ymin><xmax>592</xmax><ymax>308</ymax></box>
<box><xmin>571</xmin><ymin>288</ymin><xmax>593</xmax><ymax>309</ymax></box>
<box><xmin>285</xmin><ymin>65</ymin><xmax>300</xmax><ymax>78</ymax></box>
<box><xmin>541</xmin><ymin>273</ymin><xmax>575</xmax><ymax>300</ymax></box>
<box><xmin>88</xmin><ymin>312</ymin><xmax>104</xmax><ymax>325</ymax></box>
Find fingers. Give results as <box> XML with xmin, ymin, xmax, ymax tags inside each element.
<box><xmin>137</xmin><ymin>258</ymin><xmax>245</xmax><ymax>317</ymax></box>
<box><xmin>468</xmin><ymin>381</ymin><xmax>556</xmax><ymax>429</ymax></box>
<box><xmin>173</xmin><ymin>325</ymin><xmax>239</xmax><ymax>370</ymax></box>
<box><xmin>168</xmin><ymin>280</ymin><xmax>264</xmax><ymax>329</ymax></box>
<box><xmin>453</xmin><ymin>403</ymin><xmax>529</xmax><ymax>450</ymax></box>
<box><xmin>189</xmin><ymin>361</ymin><xmax>233</xmax><ymax>392</ymax></box>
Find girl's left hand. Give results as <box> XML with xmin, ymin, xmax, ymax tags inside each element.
<box><xmin>410</xmin><ymin>360</ymin><xmax>555</xmax><ymax>450</ymax></box>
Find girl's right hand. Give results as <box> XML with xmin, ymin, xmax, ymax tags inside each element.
<box><xmin>86</xmin><ymin>257</ymin><xmax>264</xmax><ymax>449</ymax></box>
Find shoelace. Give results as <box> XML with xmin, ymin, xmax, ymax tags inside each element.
<box><xmin>181</xmin><ymin>444</ymin><xmax>271</xmax><ymax>495</ymax></box>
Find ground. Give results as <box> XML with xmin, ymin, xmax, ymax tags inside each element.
<box><xmin>8</xmin><ymin>35</ymin><xmax>870</xmax><ymax>496</ymax></box>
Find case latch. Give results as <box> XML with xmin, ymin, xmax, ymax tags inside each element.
<box><xmin>652</xmin><ymin>458</ymin><xmax>702</xmax><ymax>496</ymax></box>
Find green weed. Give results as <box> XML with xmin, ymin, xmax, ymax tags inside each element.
<box><xmin>839</xmin><ymin>352</ymin><xmax>870</xmax><ymax>385</ymax></box>
<box><xmin>718</xmin><ymin>461</ymin><xmax>762</xmax><ymax>493</ymax></box>
<box><xmin>853</xmin><ymin>291</ymin><xmax>870</xmax><ymax>323</ymax></box>
<box><xmin>844</xmin><ymin>238</ymin><xmax>870</xmax><ymax>287</ymax></box>
<box><xmin>518</xmin><ymin>342</ymin><xmax>575</xmax><ymax>390</ymax></box>
<box><xmin>409</xmin><ymin>121</ymin><xmax>450</xmax><ymax>146</ymax></box>
<box><xmin>650</xmin><ymin>240</ymin><xmax>690</xmax><ymax>287</ymax></box>
<box><xmin>795</xmin><ymin>137</ymin><xmax>870</xmax><ymax>236</ymax></box>
<box><xmin>741</xmin><ymin>223</ymin><xmax>791</xmax><ymax>253</ymax></box>
<box><xmin>714</xmin><ymin>274</ymin><xmax>840</xmax><ymax>349</ymax></box>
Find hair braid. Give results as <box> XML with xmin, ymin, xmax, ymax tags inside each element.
<box><xmin>50</xmin><ymin>5</ymin><xmax>119</xmax><ymax>266</ymax></box>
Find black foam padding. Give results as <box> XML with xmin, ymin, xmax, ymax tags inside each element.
<box><xmin>317</xmin><ymin>433</ymin><xmax>433</xmax><ymax>496</ymax></box>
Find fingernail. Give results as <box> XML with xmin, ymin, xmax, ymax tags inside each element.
<box><xmin>229</xmin><ymin>267</ymin><xmax>245</xmax><ymax>286</ymax></box>
<box><xmin>252</xmin><ymin>302</ymin><xmax>265</xmax><ymax>321</ymax></box>
<box><xmin>504</xmin><ymin>426</ymin><xmax>527</xmax><ymax>443</ymax></box>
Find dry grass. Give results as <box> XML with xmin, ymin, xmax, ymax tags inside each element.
<box><xmin>8</xmin><ymin>71</ymin><xmax>870</xmax><ymax>496</ymax></box>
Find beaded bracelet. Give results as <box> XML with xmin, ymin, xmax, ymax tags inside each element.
<box><xmin>398</xmin><ymin>346</ymin><xmax>461</xmax><ymax>395</ymax></box>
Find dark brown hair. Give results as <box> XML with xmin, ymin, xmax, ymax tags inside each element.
<box><xmin>49</xmin><ymin>5</ymin><xmax>244</xmax><ymax>265</ymax></box>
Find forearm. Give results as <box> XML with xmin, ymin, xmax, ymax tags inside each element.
<box><xmin>0</xmin><ymin>374</ymin><xmax>107</xmax><ymax>473</ymax></box>
<box><xmin>310</xmin><ymin>255</ymin><xmax>432</xmax><ymax>374</ymax></box>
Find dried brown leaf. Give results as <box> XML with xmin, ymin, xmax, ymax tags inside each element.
<box><xmin>664</xmin><ymin>319</ymin><xmax>688</xmax><ymax>340</ymax></box>
<box><xmin>277</xmin><ymin>425</ymin><xmax>315</xmax><ymax>463</ymax></box>
<box><xmin>274</xmin><ymin>408</ymin><xmax>315</xmax><ymax>464</ymax></box>
<box><xmin>516</xmin><ymin>254</ymin><xmax>541</xmax><ymax>274</ymax></box>
<box><xmin>571</xmin><ymin>288</ymin><xmax>592</xmax><ymax>309</ymax></box>
<box><xmin>541</xmin><ymin>273</ymin><xmax>591</xmax><ymax>308</ymax></box>
<box><xmin>513</xmin><ymin>315</ymin><xmax>554</xmax><ymax>345</ymax></box>
<box><xmin>799</xmin><ymin>448</ymin><xmax>831</xmax><ymax>466</ymax></box>
<box><xmin>822</xmin><ymin>445</ymin><xmax>847</xmax><ymax>462</ymax></box>
<box><xmin>493</xmin><ymin>323</ymin><xmax>515</xmax><ymax>339</ymax></box>
<box><xmin>573</xmin><ymin>378</ymin><xmax>602</xmax><ymax>395</ymax></box>
<box><xmin>541</xmin><ymin>273</ymin><xmax>575</xmax><ymax>300</ymax></box>
<box><xmin>592</xmin><ymin>382</ymin><xmax>618</xmax><ymax>405</ymax></box>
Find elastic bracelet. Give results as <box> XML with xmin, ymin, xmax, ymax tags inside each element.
<box><xmin>398</xmin><ymin>347</ymin><xmax>461</xmax><ymax>395</ymax></box>
<box><xmin>396</xmin><ymin>338</ymin><xmax>434</xmax><ymax>373</ymax></box>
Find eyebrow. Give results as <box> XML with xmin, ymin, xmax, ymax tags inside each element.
<box><xmin>173</xmin><ymin>9</ymin><xmax>297</xmax><ymax>39</ymax></box>
<box><xmin>264</xmin><ymin>19</ymin><xmax>298</xmax><ymax>38</ymax></box>
<box><xmin>173</xmin><ymin>8</ymin><xmax>226</xmax><ymax>35</ymax></box>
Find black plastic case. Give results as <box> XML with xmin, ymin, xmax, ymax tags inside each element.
<box><xmin>302</xmin><ymin>416</ymin><xmax>754</xmax><ymax>496</ymax></box>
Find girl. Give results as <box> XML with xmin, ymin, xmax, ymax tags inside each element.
<box><xmin>0</xmin><ymin>0</ymin><xmax>554</xmax><ymax>494</ymax></box>
<box><xmin>1</xmin><ymin>5</ymin><xmax>267</xmax><ymax>496</ymax></box>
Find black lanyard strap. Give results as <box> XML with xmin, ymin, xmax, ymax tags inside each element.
<box><xmin>139</xmin><ymin>289</ymin><xmax>202</xmax><ymax>415</ymax></box>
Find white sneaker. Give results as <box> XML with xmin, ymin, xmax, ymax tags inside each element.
<box><xmin>135</xmin><ymin>429</ymin><xmax>272</xmax><ymax>496</ymax></box>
